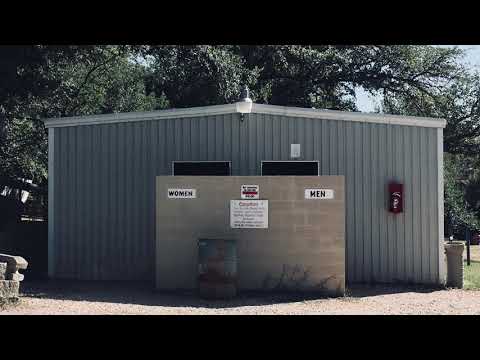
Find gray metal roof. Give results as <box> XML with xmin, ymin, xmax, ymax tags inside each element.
<box><xmin>43</xmin><ymin>102</ymin><xmax>447</xmax><ymax>129</ymax></box>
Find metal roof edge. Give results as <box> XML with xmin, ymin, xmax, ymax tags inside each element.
<box><xmin>42</xmin><ymin>103</ymin><xmax>238</xmax><ymax>128</ymax></box>
<box><xmin>251</xmin><ymin>103</ymin><xmax>447</xmax><ymax>128</ymax></box>
<box><xmin>43</xmin><ymin>102</ymin><xmax>446</xmax><ymax>129</ymax></box>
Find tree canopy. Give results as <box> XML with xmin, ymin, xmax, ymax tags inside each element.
<box><xmin>0</xmin><ymin>45</ymin><xmax>157</xmax><ymax>184</ymax></box>
<box><xmin>1</xmin><ymin>45</ymin><xmax>480</xmax><ymax>232</ymax></box>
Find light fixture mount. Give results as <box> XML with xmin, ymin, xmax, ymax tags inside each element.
<box><xmin>236</xmin><ymin>85</ymin><xmax>253</xmax><ymax>115</ymax></box>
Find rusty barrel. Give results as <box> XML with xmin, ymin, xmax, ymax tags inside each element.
<box><xmin>198</xmin><ymin>239</ymin><xmax>237</xmax><ymax>299</ymax></box>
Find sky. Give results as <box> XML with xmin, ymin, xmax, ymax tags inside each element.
<box><xmin>355</xmin><ymin>45</ymin><xmax>480</xmax><ymax>112</ymax></box>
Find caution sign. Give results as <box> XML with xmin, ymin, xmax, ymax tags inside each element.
<box><xmin>304</xmin><ymin>189</ymin><xmax>334</xmax><ymax>199</ymax></box>
<box><xmin>241</xmin><ymin>184</ymin><xmax>259</xmax><ymax>199</ymax></box>
<box><xmin>230</xmin><ymin>200</ymin><xmax>268</xmax><ymax>228</ymax></box>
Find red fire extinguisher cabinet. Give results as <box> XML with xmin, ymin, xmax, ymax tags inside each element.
<box><xmin>389</xmin><ymin>183</ymin><xmax>403</xmax><ymax>213</ymax></box>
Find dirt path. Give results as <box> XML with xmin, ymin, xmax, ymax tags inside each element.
<box><xmin>1</xmin><ymin>281</ymin><xmax>479</xmax><ymax>315</ymax></box>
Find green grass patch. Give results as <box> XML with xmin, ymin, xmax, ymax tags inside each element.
<box><xmin>464</xmin><ymin>260</ymin><xmax>480</xmax><ymax>290</ymax></box>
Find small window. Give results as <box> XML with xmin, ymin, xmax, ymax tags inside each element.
<box><xmin>172</xmin><ymin>161</ymin><xmax>231</xmax><ymax>176</ymax></box>
<box><xmin>261</xmin><ymin>161</ymin><xmax>319</xmax><ymax>176</ymax></box>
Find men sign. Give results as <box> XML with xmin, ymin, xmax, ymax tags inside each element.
<box><xmin>167</xmin><ymin>188</ymin><xmax>197</xmax><ymax>199</ymax></box>
<box><xmin>304</xmin><ymin>189</ymin><xmax>334</xmax><ymax>199</ymax></box>
<box><xmin>241</xmin><ymin>185</ymin><xmax>259</xmax><ymax>199</ymax></box>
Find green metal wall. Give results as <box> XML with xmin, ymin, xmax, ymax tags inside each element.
<box><xmin>52</xmin><ymin>112</ymin><xmax>442</xmax><ymax>284</ymax></box>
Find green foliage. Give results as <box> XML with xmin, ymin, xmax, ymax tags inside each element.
<box><xmin>240</xmin><ymin>45</ymin><xmax>462</xmax><ymax>110</ymax></box>
<box><xmin>2</xmin><ymin>43</ymin><xmax>480</xmax><ymax>239</ymax></box>
<box><xmin>466</xmin><ymin>174</ymin><xmax>480</xmax><ymax>215</ymax></box>
<box><xmin>37</xmin><ymin>46</ymin><xmax>159</xmax><ymax>118</ymax></box>
<box><xmin>1</xmin><ymin>117</ymin><xmax>48</xmax><ymax>181</ymax></box>
<box><xmin>143</xmin><ymin>45</ymin><xmax>259</xmax><ymax>108</ymax></box>
<box><xmin>0</xmin><ymin>45</ymin><xmax>75</xmax><ymax>183</ymax></box>
<box><xmin>382</xmin><ymin>66</ymin><xmax>480</xmax><ymax>156</ymax></box>
<box><xmin>380</xmin><ymin>48</ymin><xmax>480</xmax><ymax>233</ymax></box>
<box><xmin>142</xmin><ymin>45</ymin><xmax>464</xmax><ymax>112</ymax></box>
<box><xmin>444</xmin><ymin>153</ymin><xmax>480</xmax><ymax>234</ymax></box>
<box><xmin>0</xmin><ymin>45</ymin><xmax>157</xmax><ymax>185</ymax></box>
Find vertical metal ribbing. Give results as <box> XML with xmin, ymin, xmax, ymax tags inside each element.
<box><xmin>427</xmin><ymin>129</ymin><xmax>436</xmax><ymax>283</ymax></box>
<box><xmin>353</xmin><ymin>122</ymin><xmax>363</xmax><ymax>282</ymax></box>
<box><xmin>108</xmin><ymin>124</ymin><xmax>117</xmax><ymax>279</ymax></box>
<box><xmin>118</xmin><ymin>123</ymin><xmax>127</xmax><ymax>278</ymax></box>
<box><xmin>379</xmin><ymin>124</ymin><xmax>388</xmax><ymax>282</ymax></box>
<box><xmin>404</xmin><ymin>126</ymin><xmax>414</xmax><ymax>282</ymax></box>
<box><xmin>48</xmin><ymin>128</ymin><xmax>55</xmax><ymax>278</ymax></box>
<box><xmin>420</xmin><ymin>127</ymin><xmax>429</xmax><ymax>283</ymax></box>
<box><xmin>344</xmin><ymin>122</ymin><xmax>353</xmax><ymax>282</ymax></box>
<box><xmin>363</xmin><ymin>124</ymin><xmax>372</xmax><ymax>282</ymax></box>
<box><xmin>100</xmin><ymin>125</ymin><xmax>109</xmax><ymax>279</ymax></box>
<box><xmin>287</xmin><ymin>116</ymin><xmax>295</xmax><ymax>160</ymax></box>
<box><xmin>412</xmin><ymin>127</ymin><xmax>422</xmax><ymax>282</ymax></box>
<box><xmin>386</xmin><ymin>124</ymin><xmax>393</xmax><ymax>281</ymax></box>
<box><xmin>51</xmin><ymin>112</ymin><xmax>443</xmax><ymax>284</ymax></box>
<box><xmin>370</xmin><ymin>124</ymin><xmax>379</xmax><ymax>281</ymax></box>
<box><xmin>56</xmin><ymin>128</ymin><xmax>64</xmax><ymax>276</ymax></box>
<box><xmin>437</xmin><ymin>128</ymin><xmax>445</xmax><ymax>284</ymax></box>
<box><xmin>397</xmin><ymin>126</ymin><xmax>406</xmax><ymax>281</ymax></box>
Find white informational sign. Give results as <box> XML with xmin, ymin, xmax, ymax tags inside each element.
<box><xmin>230</xmin><ymin>200</ymin><xmax>268</xmax><ymax>229</ymax></box>
<box><xmin>304</xmin><ymin>189</ymin><xmax>334</xmax><ymax>199</ymax></box>
<box><xmin>241</xmin><ymin>184</ymin><xmax>259</xmax><ymax>199</ymax></box>
<box><xmin>167</xmin><ymin>188</ymin><xmax>197</xmax><ymax>199</ymax></box>
<box><xmin>291</xmin><ymin>143</ymin><xmax>301</xmax><ymax>158</ymax></box>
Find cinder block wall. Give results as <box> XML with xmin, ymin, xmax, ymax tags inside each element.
<box><xmin>156</xmin><ymin>176</ymin><xmax>345</xmax><ymax>295</ymax></box>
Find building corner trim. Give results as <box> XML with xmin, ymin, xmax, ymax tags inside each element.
<box><xmin>48</xmin><ymin>128</ymin><xmax>55</xmax><ymax>278</ymax></box>
<box><xmin>437</xmin><ymin>128</ymin><xmax>445</xmax><ymax>285</ymax></box>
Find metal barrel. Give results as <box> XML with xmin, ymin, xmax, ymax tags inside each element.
<box><xmin>198</xmin><ymin>239</ymin><xmax>237</xmax><ymax>299</ymax></box>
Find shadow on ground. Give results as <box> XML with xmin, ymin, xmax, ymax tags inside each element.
<box><xmin>345</xmin><ymin>284</ymin><xmax>443</xmax><ymax>298</ymax></box>
<box><xmin>18</xmin><ymin>280</ymin><xmax>445</xmax><ymax>309</ymax></box>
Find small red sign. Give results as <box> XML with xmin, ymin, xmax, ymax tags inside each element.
<box><xmin>241</xmin><ymin>185</ymin><xmax>259</xmax><ymax>199</ymax></box>
<box><xmin>389</xmin><ymin>183</ymin><xmax>403</xmax><ymax>213</ymax></box>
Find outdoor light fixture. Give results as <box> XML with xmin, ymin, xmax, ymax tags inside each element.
<box><xmin>236</xmin><ymin>85</ymin><xmax>252</xmax><ymax>121</ymax></box>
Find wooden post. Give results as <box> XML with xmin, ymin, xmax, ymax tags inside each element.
<box><xmin>466</xmin><ymin>228</ymin><xmax>471</xmax><ymax>266</ymax></box>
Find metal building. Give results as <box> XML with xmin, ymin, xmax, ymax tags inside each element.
<box><xmin>44</xmin><ymin>101</ymin><xmax>446</xmax><ymax>285</ymax></box>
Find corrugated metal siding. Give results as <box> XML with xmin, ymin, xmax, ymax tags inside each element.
<box><xmin>53</xmin><ymin>112</ymin><xmax>441</xmax><ymax>284</ymax></box>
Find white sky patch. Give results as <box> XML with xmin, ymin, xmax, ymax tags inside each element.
<box><xmin>355</xmin><ymin>86</ymin><xmax>381</xmax><ymax>113</ymax></box>
<box><xmin>443</xmin><ymin>45</ymin><xmax>480</xmax><ymax>70</ymax></box>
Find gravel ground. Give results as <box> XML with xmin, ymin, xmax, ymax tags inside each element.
<box><xmin>1</xmin><ymin>281</ymin><xmax>480</xmax><ymax>315</ymax></box>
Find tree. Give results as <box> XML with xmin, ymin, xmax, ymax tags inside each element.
<box><xmin>237</xmin><ymin>45</ymin><xmax>463</xmax><ymax>110</ymax></box>
<box><xmin>444</xmin><ymin>153</ymin><xmax>480</xmax><ymax>235</ymax></box>
<box><xmin>0</xmin><ymin>45</ymin><xmax>82</xmax><ymax>184</ymax></box>
<box><xmin>143</xmin><ymin>45</ymin><xmax>463</xmax><ymax>112</ymax></box>
<box><xmin>1</xmin><ymin>44</ymin><xmax>475</xmax><ymax>204</ymax></box>
<box><xmin>382</xmin><ymin>70</ymin><xmax>480</xmax><ymax>156</ymax></box>
<box><xmin>465</xmin><ymin>160</ymin><xmax>480</xmax><ymax>216</ymax></box>
<box><xmin>0</xmin><ymin>45</ymin><xmax>157</xmax><ymax>187</ymax></box>
<box><xmin>142</xmin><ymin>45</ymin><xmax>259</xmax><ymax>108</ymax></box>
<box><xmin>379</xmin><ymin>54</ymin><xmax>480</xmax><ymax>235</ymax></box>
<box><xmin>143</xmin><ymin>45</ymin><xmax>480</xmax><ymax>235</ymax></box>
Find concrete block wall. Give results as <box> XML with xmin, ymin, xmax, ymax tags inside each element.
<box><xmin>156</xmin><ymin>176</ymin><xmax>345</xmax><ymax>295</ymax></box>
<box><xmin>0</xmin><ymin>254</ymin><xmax>28</xmax><ymax>300</ymax></box>
<box><xmin>0</xmin><ymin>262</ymin><xmax>19</xmax><ymax>299</ymax></box>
